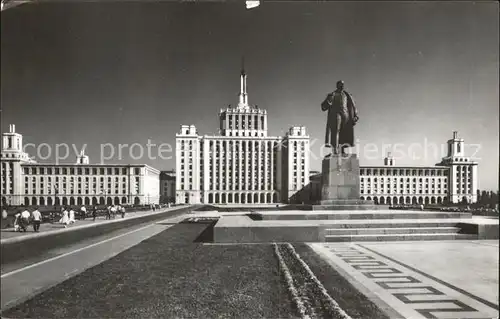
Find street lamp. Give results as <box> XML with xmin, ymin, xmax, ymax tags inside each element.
<box><xmin>54</xmin><ymin>185</ymin><xmax>59</xmax><ymax>212</ymax></box>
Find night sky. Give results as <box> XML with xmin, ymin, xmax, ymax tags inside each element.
<box><xmin>1</xmin><ymin>2</ymin><xmax>498</xmax><ymax>190</ymax></box>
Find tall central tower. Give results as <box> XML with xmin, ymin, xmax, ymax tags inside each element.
<box><xmin>176</xmin><ymin>65</ymin><xmax>310</xmax><ymax>205</ymax></box>
<box><xmin>218</xmin><ymin>66</ymin><xmax>268</xmax><ymax>137</ymax></box>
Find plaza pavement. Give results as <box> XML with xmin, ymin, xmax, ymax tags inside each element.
<box><xmin>310</xmin><ymin>240</ymin><xmax>499</xmax><ymax>319</ymax></box>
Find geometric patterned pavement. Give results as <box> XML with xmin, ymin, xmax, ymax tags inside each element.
<box><xmin>309</xmin><ymin>243</ymin><xmax>499</xmax><ymax>319</ymax></box>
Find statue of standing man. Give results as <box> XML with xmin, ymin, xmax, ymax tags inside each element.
<box><xmin>321</xmin><ymin>80</ymin><xmax>359</xmax><ymax>156</ymax></box>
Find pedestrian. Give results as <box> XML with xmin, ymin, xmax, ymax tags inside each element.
<box><xmin>69</xmin><ymin>208</ymin><xmax>76</xmax><ymax>224</ymax></box>
<box><xmin>13</xmin><ymin>212</ymin><xmax>21</xmax><ymax>232</ymax></box>
<box><xmin>80</xmin><ymin>205</ymin><xmax>87</xmax><ymax>220</ymax></box>
<box><xmin>120</xmin><ymin>205</ymin><xmax>126</xmax><ymax>218</ymax></box>
<box><xmin>111</xmin><ymin>205</ymin><xmax>117</xmax><ymax>219</ymax></box>
<box><xmin>60</xmin><ymin>207</ymin><xmax>69</xmax><ymax>228</ymax></box>
<box><xmin>31</xmin><ymin>206</ymin><xmax>42</xmax><ymax>232</ymax></box>
<box><xmin>106</xmin><ymin>205</ymin><xmax>111</xmax><ymax>220</ymax></box>
<box><xmin>2</xmin><ymin>208</ymin><xmax>7</xmax><ymax>219</ymax></box>
<box><xmin>92</xmin><ymin>206</ymin><xmax>97</xmax><ymax>221</ymax></box>
<box><xmin>20</xmin><ymin>208</ymin><xmax>31</xmax><ymax>232</ymax></box>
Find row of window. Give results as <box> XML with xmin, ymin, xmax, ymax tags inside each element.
<box><xmin>361</xmin><ymin>177</ymin><xmax>447</xmax><ymax>183</ymax></box>
<box><xmin>361</xmin><ymin>190</ymin><xmax>449</xmax><ymax>194</ymax></box>
<box><xmin>224</xmin><ymin>131</ymin><xmax>266</xmax><ymax>137</ymax></box>
<box><xmin>25</xmin><ymin>176</ymin><xmax>131</xmax><ymax>183</ymax></box>
<box><xmin>361</xmin><ymin>169</ymin><xmax>449</xmax><ymax>176</ymax></box>
<box><xmin>22</xmin><ymin>166</ymin><xmax>142</xmax><ymax>176</ymax></box>
<box><xmin>182</xmin><ymin>185</ymin><xmax>278</xmax><ymax>191</ymax></box>
<box><xmin>208</xmin><ymin>141</ymin><xmax>279</xmax><ymax>149</ymax></box>
<box><xmin>25</xmin><ymin>188</ymin><xmax>134</xmax><ymax>195</ymax></box>
<box><xmin>362</xmin><ymin>183</ymin><xmax>448</xmax><ymax>188</ymax></box>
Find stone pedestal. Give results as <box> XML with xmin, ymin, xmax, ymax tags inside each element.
<box><xmin>320</xmin><ymin>154</ymin><xmax>360</xmax><ymax>201</ymax></box>
<box><xmin>314</xmin><ymin>154</ymin><xmax>381</xmax><ymax>210</ymax></box>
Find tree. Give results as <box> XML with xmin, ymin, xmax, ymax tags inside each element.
<box><xmin>461</xmin><ymin>196</ymin><xmax>468</xmax><ymax>206</ymax></box>
<box><xmin>481</xmin><ymin>190</ymin><xmax>489</xmax><ymax>205</ymax></box>
<box><xmin>490</xmin><ymin>191</ymin><xmax>499</xmax><ymax>208</ymax></box>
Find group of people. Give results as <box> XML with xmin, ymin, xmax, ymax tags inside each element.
<box><xmin>58</xmin><ymin>206</ymin><xmax>78</xmax><ymax>227</ymax></box>
<box><xmin>105</xmin><ymin>204</ymin><xmax>126</xmax><ymax>220</ymax></box>
<box><xmin>9</xmin><ymin>203</ymin><xmax>129</xmax><ymax>233</ymax></box>
<box><xmin>13</xmin><ymin>207</ymin><xmax>42</xmax><ymax>232</ymax></box>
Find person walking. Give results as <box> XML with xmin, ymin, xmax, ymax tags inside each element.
<box><xmin>69</xmin><ymin>208</ymin><xmax>76</xmax><ymax>224</ymax></box>
<box><xmin>13</xmin><ymin>212</ymin><xmax>21</xmax><ymax>232</ymax></box>
<box><xmin>20</xmin><ymin>208</ymin><xmax>31</xmax><ymax>232</ymax></box>
<box><xmin>80</xmin><ymin>206</ymin><xmax>87</xmax><ymax>220</ymax></box>
<box><xmin>120</xmin><ymin>205</ymin><xmax>126</xmax><ymax>218</ymax></box>
<box><xmin>106</xmin><ymin>205</ymin><xmax>111</xmax><ymax>220</ymax></box>
<box><xmin>31</xmin><ymin>207</ymin><xmax>42</xmax><ymax>232</ymax></box>
<box><xmin>110</xmin><ymin>205</ymin><xmax>117</xmax><ymax>219</ymax></box>
<box><xmin>92</xmin><ymin>206</ymin><xmax>97</xmax><ymax>221</ymax></box>
<box><xmin>2</xmin><ymin>208</ymin><xmax>7</xmax><ymax>220</ymax></box>
<box><xmin>60</xmin><ymin>207</ymin><xmax>69</xmax><ymax>228</ymax></box>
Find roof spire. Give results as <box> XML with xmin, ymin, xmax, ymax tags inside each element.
<box><xmin>238</xmin><ymin>57</ymin><xmax>248</xmax><ymax>108</ymax></box>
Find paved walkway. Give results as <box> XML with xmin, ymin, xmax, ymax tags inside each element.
<box><xmin>310</xmin><ymin>241</ymin><xmax>499</xmax><ymax>319</ymax></box>
<box><xmin>0</xmin><ymin>206</ymin><xmax>189</xmax><ymax>241</ymax></box>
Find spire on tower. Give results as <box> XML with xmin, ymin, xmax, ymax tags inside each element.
<box><xmin>241</xmin><ymin>56</ymin><xmax>246</xmax><ymax>75</ymax></box>
<box><xmin>238</xmin><ymin>57</ymin><xmax>249</xmax><ymax>108</ymax></box>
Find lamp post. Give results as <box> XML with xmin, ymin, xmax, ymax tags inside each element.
<box><xmin>54</xmin><ymin>185</ymin><xmax>59</xmax><ymax>212</ymax></box>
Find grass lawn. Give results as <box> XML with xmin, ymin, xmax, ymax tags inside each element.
<box><xmin>3</xmin><ymin>223</ymin><xmax>297</xmax><ymax>319</ymax></box>
<box><xmin>293</xmin><ymin>244</ymin><xmax>391</xmax><ymax>319</ymax></box>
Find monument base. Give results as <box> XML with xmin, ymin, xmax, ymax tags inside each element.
<box><xmin>312</xmin><ymin>199</ymin><xmax>386</xmax><ymax>211</ymax></box>
<box><xmin>316</xmin><ymin>153</ymin><xmax>381</xmax><ymax>210</ymax></box>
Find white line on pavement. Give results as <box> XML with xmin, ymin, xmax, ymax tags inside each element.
<box><xmin>1</xmin><ymin>223</ymin><xmax>158</xmax><ymax>279</ymax></box>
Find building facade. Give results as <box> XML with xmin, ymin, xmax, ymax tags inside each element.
<box><xmin>305</xmin><ymin>131</ymin><xmax>478</xmax><ymax>205</ymax></box>
<box><xmin>160</xmin><ymin>170</ymin><xmax>176</xmax><ymax>204</ymax></box>
<box><xmin>175</xmin><ymin>68</ymin><xmax>310</xmax><ymax>204</ymax></box>
<box><xmin>1</xmin><ymin>125</ymin><xmax>160</xmax><ymax>207</ymax></box>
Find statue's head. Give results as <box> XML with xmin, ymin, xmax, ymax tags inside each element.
<box><xmin>336</xmin><ymin>80</ymin><xmax>344</xmax><ymax>90</ymax></box>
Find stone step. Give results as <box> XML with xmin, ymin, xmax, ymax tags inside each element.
<box><xmin>259</xmin><ymin>211</ymin><xmax>473</xmax><ymax>220</ymax></box>
<box><xmin>312</xmin><ymin>204</ymin><xmax>386</xmax><ymax>211</ymax></box>
<box><xmin>325</xmin><ymin>226</ymin><xmax>460</xmax><ymax>236</ymax></box>
<box><xmin>324</xmin><ymin>233</ymin><xmax>478</xmax><ymax>242</ymax></box>
<box><xmin>323</xmin><ymin>220</ymin><xmax>461</xmax><ymax>229</ymax></box>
